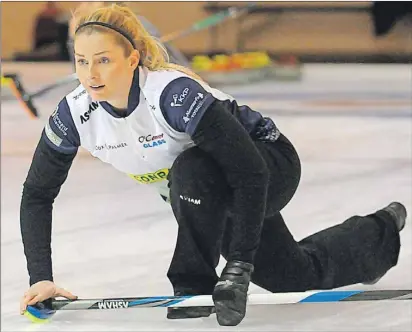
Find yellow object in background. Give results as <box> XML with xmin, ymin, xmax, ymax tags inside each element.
<box><xmin>191</xmin><ymin>55</ymin><xmax>213</xmax><ymax>71</ymax></box>
<box><xmin>191</xmin><ymin>51</ymin><xmax>274</xmax><ymax>73</ymax></box>
<box><xmin>241</xmin><ymin>52</ymin><xmax>272</xmax><ymax>69</ymax></box>
<box><xmin>211</xmin><ymin>54</ymin><xmax>230</xmax><ymax>71</ymax></box>
<box><xmin>252</xmin><ymin>52</ymin><xmax>272</xmax><ymax>68</ymax></box>
<box><xmin>1</xmin><ymin>75</ymin><xmax>12</xmax><ymax>86</ymax></box>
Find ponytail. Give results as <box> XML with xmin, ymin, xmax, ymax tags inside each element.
<box><xmin>72</xmin><ymin>3</ymin><xmax>202</xmax><ymax>81</ymax></box>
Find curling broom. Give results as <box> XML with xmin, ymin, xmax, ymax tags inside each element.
<box><xmin>24</xmin><ymin>289</ymin><xmax>411</xmax><ymax>323</ymax></box>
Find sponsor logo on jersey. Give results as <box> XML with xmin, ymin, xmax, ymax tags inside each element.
<box><xmin>183</xmin><ymin>93</ymin><xmax>204</xmax><ymax>123</ymax></box>
<box><xmin>51</xmin><ymin>107</ymin><xmax>68</xmax><ymax>136</ymax></box>
<box><xmin>95</xmin><ymin>142</ymin><xmax>128</xmax><ymax>151</ymax></box>
<box><xmin>170</xmin><ymin>87</ymin><xmax>189</xmax><ymax>107</ymax></box>
<box><xmin>44</xmin><ymin>122</ymin><xmax>63</xmax><ymax>147</ymax></box>
<box><xmin>51</xmin><ymin>106</ymin><xmax>58</xmax><ymax>117</ymax></box>
<box><xmin>138</xmin><ymin>133</ymin><xmax>166</xmax><ymax>148</ymax></box>
<box><xmin>97</xmin><ymin>300</ymin><xmax>129</xmax><ymax>309</ymax></box>
<box><xmin>128</xmin><ymin>168</ymin><xmax>169</xmax><ymax>184</ymax></box>
<box><xmin>180</xmin><ymin>195</ymin><xmax>201</xmax><ymax>205</ymax></box>
<box><xmin>73</xmin><ymin>89</ymin><xmax>86</xmax><ymax>100</ymax></box>
<box><xmin>80</xmin><ymin>102</ymin><xmax>99</xmax><ymax>124</ymax></box>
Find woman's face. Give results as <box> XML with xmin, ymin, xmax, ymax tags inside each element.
<box><xmin>74</xmin><ymin>31</ymin><xmax>138</xmax><ymax>106</ymax></box>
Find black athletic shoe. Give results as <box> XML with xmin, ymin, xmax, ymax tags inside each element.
<box><xmin>382</xmin><ymin>202</ymin><xmax>407</xmax><ymax>232</ymax></box>
<box><xmin>167</xmin><ymin>306</ymin><xmax>215</xmax><ymax>319</ymax></box>
<box><xmin>166</xmin><ymin>291</ymin><xmax>215</xmax><ymax>319</ymax></box>
<box><xmin>363</xmin><ymin>202</ymin><xmax>407</xmax><ymax>285</ymax></box>
<box><xmin>212</xmin><ymin>260</ymin><xmax>254</xmax><ymax>326</ymax></box>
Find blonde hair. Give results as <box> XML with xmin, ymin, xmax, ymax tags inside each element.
<box><xmin>71</xmin><ymin>3</ymin><xmax>202</xmax><ymax>80</ymax></box>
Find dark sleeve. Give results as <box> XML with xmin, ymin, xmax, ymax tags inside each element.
<box><xmin>21</xmin><ymin>100</ymin><xmax>79</xmax><ymax>285</ymax></box>
<box><xmin>159</xmin><ymin>77</ymin><xmax>215</xmax><ymax>135</ymax></box>
<box><xmin>43</xmin><ymin>98</ymin><xmax>80</xmax><ymax>154</ymax></box>
<box><xmin>191</xmin><ymin>100</ymin><xmax>269</xmax><ymax>264</ymax></box>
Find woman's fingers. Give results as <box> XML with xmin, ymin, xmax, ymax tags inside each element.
<box><xmin>56</xmin><ymin>287</ymin><xmax>78</xmax><ymax>300</ymax></box>
<box><xmin>27</xmin><ymin>294</ymin><xmax>43</xmax><ymax>305</ymax></box>
<box><xmin>20</xmin><ymin>294</ymin><xmax>35</xmax><ymax>314</ymax></box>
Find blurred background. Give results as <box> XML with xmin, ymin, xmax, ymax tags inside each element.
<box><xmin>1</xmin><ymin>1</ymin><xmax>411</xmax><ymax>110</ymax></box>
<box><xmin>2</xmin><ymin>1</ymin><xmax>412</xmax><ymax>62</ymax></box>
<box><xmin>1</xmin><ymin>2</ymin><xmax>412</xmax><ymax>331</ymax></box>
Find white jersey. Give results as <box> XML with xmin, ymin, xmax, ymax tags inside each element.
<box><xmin>44</xmin><ymin>67</ymin><xmax>252</xmax><ymax>199</ymax></box>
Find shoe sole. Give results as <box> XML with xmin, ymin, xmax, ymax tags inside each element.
<box><xmin>213</xmin><ymin>285</ymin><xmax>247</xmax><ymax>326</ymax></box>
<box><xmin>167</xmin><ymin>307</ymin><xmax>215</xmax><ymax>319</ymax></box>
<box><xmin>385</xmin><ymin>202</ymin><xmax>407</xmax><ymax>232</ymax></box>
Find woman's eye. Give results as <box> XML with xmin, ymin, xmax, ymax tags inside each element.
<box><xmin>77</xmin><ymin>59</ymin><xmax>87</xmax><ymax>65</ymax></box>
<box><xmin>100</xmin><ymin>57</ymin><xmax>110</xmax><ymax>64</ymax></box>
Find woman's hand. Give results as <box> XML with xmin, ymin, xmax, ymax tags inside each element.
<box><xmin>20</xmin><ymin>280</ymin><xmax>77</xmax><ymax>314</ymax></box>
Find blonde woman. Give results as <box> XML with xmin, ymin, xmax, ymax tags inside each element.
<box><xmin>68</xmin><ymin>2</ymin><xmax>189</xmax><ymax>66</ymax></box>
<box><xmin>19</xmin><ymin>4</ymin><xmax>406</xmax><ymax>326</ymax></box>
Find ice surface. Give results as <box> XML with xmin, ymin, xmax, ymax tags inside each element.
<box><xmin>1</xmin><ymin>63</ymin><xmax>411</xmax><ymax>331</ymax></box>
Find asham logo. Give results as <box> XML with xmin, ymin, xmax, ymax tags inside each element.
<box><xmin>97</xmin><ymin>300</ymin><xmax>129</xmax><ymax>309</ymax></box>
<box><xmin>170</xmin><ymin>87</ymin><xmax>190</xmax><ymax>107</ymax></box>
<box><xmin>180</xmin><ymin>195</ymin><xmax>201</xmax><ymax>205</ymax></box>
<box><xmin>80</xmin><ymin>102</ymin><xmax>99</xmax><ymax>124</ymax></box>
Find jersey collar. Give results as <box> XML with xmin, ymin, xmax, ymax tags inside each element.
<box><xmin>99</xmin><ymin>67</ymin><xmax>141</xmax><ymax>118</ymax></box>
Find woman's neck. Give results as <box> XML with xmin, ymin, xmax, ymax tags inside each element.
<box><xmin>111</xmin><ymin>104</ymin><xmax>127</xmax><ymax>113</ymax></box>
<box><xmin>108</xmin><ymin>99</ymin><xmax>128</xmax><ymax>110</ymax></box>
<box><xmin>107</xmin><ymin>73</ymin><xmax>134</xmax><ymax>109</ymax></box>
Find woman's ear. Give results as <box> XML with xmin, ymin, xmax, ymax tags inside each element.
<box><xmin>129</xmin><ymin>49</ymin><xmax>140</xmax><ymax>69</ymax></box>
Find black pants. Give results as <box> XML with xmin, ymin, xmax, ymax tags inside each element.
<box><xmin>167</xmin><ymin>134</ymin><xmax>401</xmax><ymax>294</ymax></box>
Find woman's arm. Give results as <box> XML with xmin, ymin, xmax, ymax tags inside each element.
<box><xmin>191</xmin><ymin>100</ymin><xmax>269</xmax><ymax>263</ymax></box>
<box><xmin>21</xmin><ymin>99</ymin><xmax>80</xmax><ymax>285</ymax></box>
<box><xmin>21</xmin><ymin>136</ymin><xmax>77</xmax><ymax>285</ymax></box>
<box><xmin>159</xmin><ymin>77</ymin><xmax>270</xmax><ymax>264</ymax></box>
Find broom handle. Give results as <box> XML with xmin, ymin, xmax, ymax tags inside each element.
<box><xmin>47</xmin><ymin>289</ymin><xmax>411</xmax><ymax>311</ymax></box>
